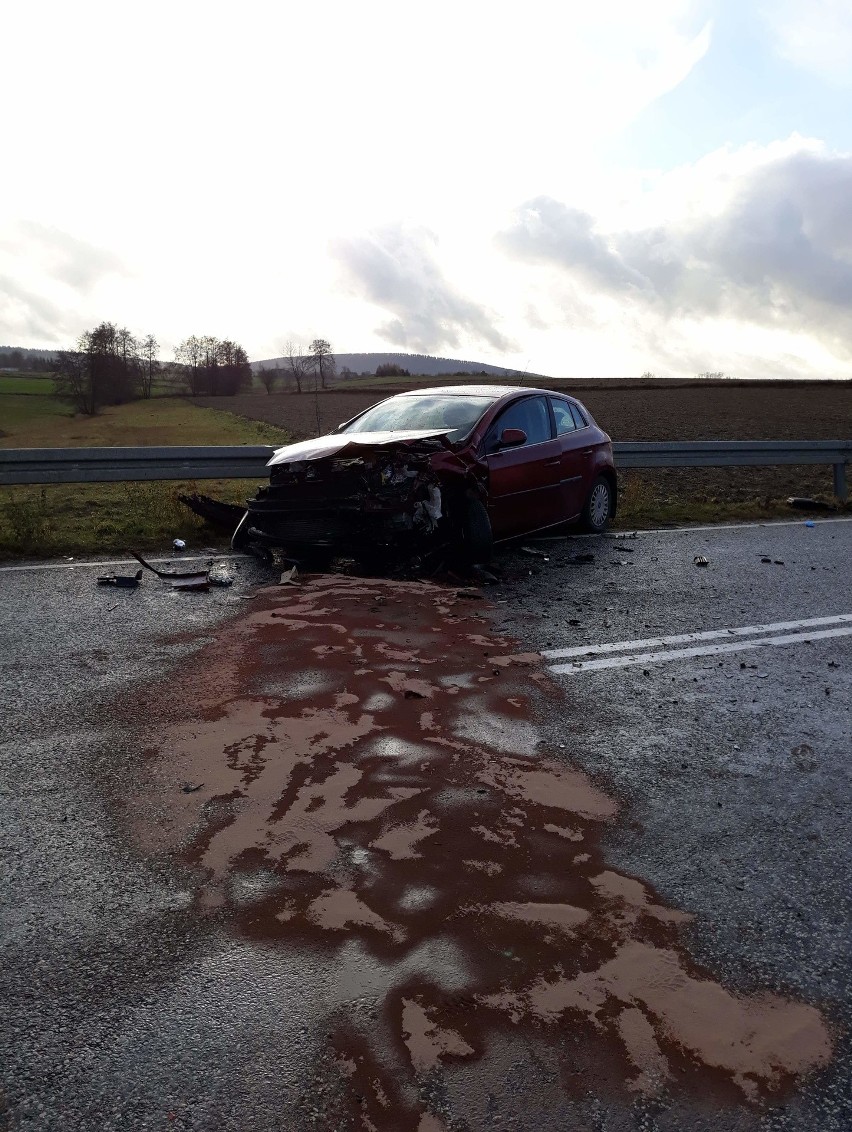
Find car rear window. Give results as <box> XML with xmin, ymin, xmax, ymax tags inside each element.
<box><xmin>570</xmin><ymin>403</ymin><xmax>588</xmax><ymax>428</ymax></box>
<box><xmin>550</xmin><ymin>398</ymin><xmax>577</xmax><ymax>435</ymax></box>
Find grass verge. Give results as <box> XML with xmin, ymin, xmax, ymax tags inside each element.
<box><xmin>0</xmin><ymin>395</ymin><xmax>292</xmax><ymax>558</ymax></box>
<box><xmin>0</xmin><ymin>479</ymin><xmax>258</xmax><ymax>559</ymax></box>
<box><xmin>3</xmin><ymin>472</ymin><xmax>846</xmax><ymax>560</ymax></box>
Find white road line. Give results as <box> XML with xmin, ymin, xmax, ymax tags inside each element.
<box><xmin>558</xmin><ymin>515</ymin><xmax>852</xmax><ymax>539</ymax></box>
<box><xmin>0</xmin><ymin>554</ymin><xmax>248</xmax><ymax>574</ymax></box>
<box><xmin>549</xmin><ymin>625</ymin><xmax>852</xmax><ymax>674</ymax></box>
<box><xmin>542</xmin><ymin>614</ymin><xmax>852</xmax><ymax>660</ymax></box>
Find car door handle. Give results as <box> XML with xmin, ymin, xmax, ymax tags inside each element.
<box><xmin>581</xmin><ymin>448</ymin><xmax>594</xmax><ymax>455</ymax></box>
<box><xmin>543</xmin><ymin>458</ymin><xmax>561</xmax><ymax>466</ymax></box>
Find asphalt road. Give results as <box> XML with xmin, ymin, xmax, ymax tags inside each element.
<box><xmin>1</xmin><ymin>518</ymin><xmax>850</xmax><ymax>1131</ymax></box>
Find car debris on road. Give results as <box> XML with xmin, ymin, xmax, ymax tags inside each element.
<box><xmin>787</xmin><ymin>496</ymin><xmax>833</xmax><ymax>511</ymax></box>
<box><xmin>96</xmin><ymin>569</ymin><xmax>143</xmax><ymax>589</ymax></box>
<box><xmin>129</xmin><ymin>551</ymin><xmax>240</xmax><ymax>591</ymax></box>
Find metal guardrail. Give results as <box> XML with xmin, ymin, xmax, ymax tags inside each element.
<box><xmin>615</xmin><ymin>440</ymin><xmax>850</xmax><ymax>500</ymax></box>
<box><xmin>0</xmin><ymin>446</ymin><xmax>275</xmax><ymax>485</ymax></box>
<box><xmin>0</xmin><ymin>440</ymin><xmax>848</xmax><ymax>498</ymax></box>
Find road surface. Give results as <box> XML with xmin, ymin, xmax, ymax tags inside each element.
<box><xmin>1</xmin><ymin>518</ymin><xmax>850</xmax><ymax>1130</ymax></box>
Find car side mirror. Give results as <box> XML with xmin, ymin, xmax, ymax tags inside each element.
<box><xmin>499</xmin><ymin>427</ymin><xmax>527</xmax><ymax>448</ymax></box>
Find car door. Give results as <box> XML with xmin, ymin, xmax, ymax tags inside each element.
<box><xmin>483</xmin><ymin>395</ymin><xmax>564</xmax><ymax>538</ymax></box>
<box><xmin>549</xmin><ymin>395</ymin><xmax>591</xmax><ymax>520</ymax></box>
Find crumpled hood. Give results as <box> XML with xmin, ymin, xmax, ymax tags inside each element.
<box><xmin>266</xmin><ymin>429</ymin><xmax>453</xmax><ymax>466</ymax></box>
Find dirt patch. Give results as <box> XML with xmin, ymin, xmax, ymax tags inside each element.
<box><xmin>126</xmin><ymin>576</ymin><xmax>833</xmax><ymax>1128</ymax></box>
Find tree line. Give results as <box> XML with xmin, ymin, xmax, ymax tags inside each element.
<box><xmin>0</xmin><ymin>347</ymin><xmax>56</xmax><ymax>371</ymax></box>
<box><xmin>256</xmin><ymin>339</ymin><xmax>335</xmax><ymax>394</ymax></box>
<box><xmin>52</xmin><ymin>322</ymin><xmax>253</xmax><ymax>415</ymax></box>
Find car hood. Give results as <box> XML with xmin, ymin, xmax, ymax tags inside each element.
<box><xmin>266</xmin><ymin>429</ymin><xmax>454</xmax><ymax>466</ymax></box>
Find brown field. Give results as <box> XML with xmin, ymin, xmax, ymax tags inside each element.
<box><xmin>194</xmin><ymin>380</ymin><xmax>852</xmax><ymax>443</ymax></box>
<box><xmin>194</xmin><ymin>382</ymin><xmax>851</xmax><ymax>521</ymax></box>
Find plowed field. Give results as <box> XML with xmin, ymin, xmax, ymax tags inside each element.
<box><xmin>194</xmin><ymin>381</ymin><xmax>852</xmax><ymax>443</ymax></box>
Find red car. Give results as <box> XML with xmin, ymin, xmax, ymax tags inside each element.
<box><xmin>232</xmin><ymin>385</ymin><xmax>616</xmax><ymax>564</ymax></box>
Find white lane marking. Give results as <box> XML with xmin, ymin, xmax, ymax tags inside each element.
<box><xmin>542</xmin><ymin>614</ymin><xmax>852</xmax><ymax>660</ymax></box>
<box><xmin>548</xmin><ymin>515</ymin><xmax>852</xmax><ymax>541</ymax></box>
<box><xmin>549</xmin><ymin>626</ymin><xmax>852</xmax><ymax>674</ymax></box>
<box><xmin>0</xmin><ymin>554</ymin><xmax>249</xmax><ymax>574</ymax></box>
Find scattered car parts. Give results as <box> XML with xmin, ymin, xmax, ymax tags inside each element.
<box><xmin>131</xmin><ymin>552</ymin><xmax>211</xmax><ymax>591</ymax></box>
<box><xmin>97</xmin><ymin>569</ymin><xmax>143</xmax><ymax>589</ymax></box>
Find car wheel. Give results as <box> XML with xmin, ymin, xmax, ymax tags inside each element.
<box><xmin>581</xmin><ymin>476</ymin><xmax>613</xmax><ymax>533</ymax></box>
<box><xmin>458</xmin><ymin>497</ymin><xmax>493</xmax><ymax>565</ymax></box>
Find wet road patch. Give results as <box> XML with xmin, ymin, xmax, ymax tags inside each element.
<box><xmin>128</xmin><ymin>576</ymin><xmax>834</xmax><ymax>1128</ymax></box>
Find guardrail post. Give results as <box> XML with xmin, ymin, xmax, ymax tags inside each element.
<box><xmin>834</xmin><ymin>461</ymin><xmax>848</xmax><ymax>503</ymax></box>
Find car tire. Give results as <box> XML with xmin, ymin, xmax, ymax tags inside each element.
<box><xmin>458</xmin><ymin>497</ymin><xmax>493</xmax><ymax>565</ymax></box>
<box><xmin>580</xmin><ymin>476</ymin><xmax>614</xmax><ymax>533</ymax></box>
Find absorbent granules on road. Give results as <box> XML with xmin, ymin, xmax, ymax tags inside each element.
<box><xmin>124</xmin><ymin>575</ymin><xmax>833</xmax><ymax>1130</ymax></box>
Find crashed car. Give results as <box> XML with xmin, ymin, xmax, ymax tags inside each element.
<box><xmin>231</xmin><ymin>386</ymin><xmax>617</xmax><ymax>565</ymax></box>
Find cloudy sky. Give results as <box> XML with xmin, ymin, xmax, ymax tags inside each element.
<box><xmin>2</xmin><ymin>0</ymin><xmax>851</xmax><ymax>377</ymax></box>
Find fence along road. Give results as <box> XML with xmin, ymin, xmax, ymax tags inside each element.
<box><xmin>0</xmin><ymin>440</ymin><xmax>849</xmax><ymax>499</ymax></box>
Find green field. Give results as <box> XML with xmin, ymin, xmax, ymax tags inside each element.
<box><xmin>0</xmin><ymin>391</ymin><xmax>288</xmax><ymax>449</ymax></box>
<box><xmin>0</xmin><ymin>373</ymin><xmax>56</xmax><ymax>395</ymax></box>
<box><xmin>0</xmin><ymin>387</ymin><xmax>290</xmax><ymax>557</ymax></box>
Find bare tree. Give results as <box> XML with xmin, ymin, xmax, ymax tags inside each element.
<box><xmin>199</xmin><ymin>335</ymin><xmax>220</xmax><ymax>395</ymax></box>
<box><xmin>175</xmin><ymin>336</ymin><xmax>203</xmax><ymax>395</ymax></box>
<box><xmin>53</xmin><ymin>350</ymin><xmax>93</xmax><ymax>414</ymax></box>
<box><xmin>308</xmin><ymin>338</ymin><xmax>335</xmax><ymax>389</ymax></box>
<box><xmin>284</xmin><ymin>340</ymin><xmax>311</xmax><ymax>394</ymax></box>
<box><xmin>116</xmin><ymin>326</ymin><xmax>139</xmax><ymax>395</ymax></box>
<box><xmin>139</xmin><ymin>334</ymin><xmax>160</xmax><ymax>398</ymax></box>
<box><xmin>217</xmin><ymin>339</ymin><xmax>252</xmax><ymax>395</ymax></box>
<box><xmin>258</xmin><ymin>363</ymin><xmax>278</xmax><ymax>394</ymax></box>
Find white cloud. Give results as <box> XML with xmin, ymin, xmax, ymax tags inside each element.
<box><xmin>765</xmin><ymin>0</ymin><xmax>852</xmax><ymax>87</ymax></box>
<box><xmin>332</xmin><ymin>223</ymin><xmax>514</xmax><ymax>352</ymax></box>
<box><xmin>495</xmin><ymin>140</ymin><xmax>852</xmax><ymax>376</ymax></box>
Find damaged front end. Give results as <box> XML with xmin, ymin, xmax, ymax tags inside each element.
<box><xmin>233</xmin><ymin>434</ymin><xmax>480</xmax><ymax>565</ymax></box>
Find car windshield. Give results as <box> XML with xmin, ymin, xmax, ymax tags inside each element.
<box><xmin>341</xmin><ymin>395</ymin><xmax>495</xmax><ymax>441</ymax></box>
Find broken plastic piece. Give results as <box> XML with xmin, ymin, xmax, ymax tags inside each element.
<box><xmin>131</xmin><ymin>551</ymin><xmax>210</xmax><ymax>590</ymax></box>
<box><xmin>173</xmin><ymin>538</ymin><xmax>186</xmax><ymax>551</ymax></box>
<box><xmin>693</xmin><ymin>556</ymin><xmax>709</xmax><ymax>567</ymax></box>
<box><xmin>279</xmin><ymin>566</ymin><xmax>300</xmax><ymax>586</ymax></box>
<box><xmin>178</xmin><ymin>492</ymin><xmax>248</xmax><ymax>532</ymax></box>
<box><xmin>804</xmin><ymin>520</ymin><xmax>816</xmax><ymax>528</ymax></box>
<box><xmin>787</xmin><ymin>497</ymin><xmax>832</xmax><ymax>511</ymax></box>
<box><xmin>97</xmin><ymin>569</ymin><xmax>143</xmax><ymax>589</ymax></box>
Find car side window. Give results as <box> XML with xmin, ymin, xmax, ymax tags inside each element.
<box><xmin>570</xmin><ymin>403</ymin><xmax>588</xmax><ymax>428</ymax></box>
<box><xmin>486</xmin><ymin>396</ymin><xmax>553</xmax><ymax>451</ymax></box>
<box><xmin>550</xmin><ymin>398</ymin><xmax>577</xmax><ymax>435</ymax></box>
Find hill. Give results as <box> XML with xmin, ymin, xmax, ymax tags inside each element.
<box><xmin>253</xmin><ymin>352</ymin><xmax>546</xmax><ymax>379</ymax></box>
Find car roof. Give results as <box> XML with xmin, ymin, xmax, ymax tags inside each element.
<box><xmin>393</xmin><ymin>384</ymin><xmax>541</xmax><ymax>399</ymax></box>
